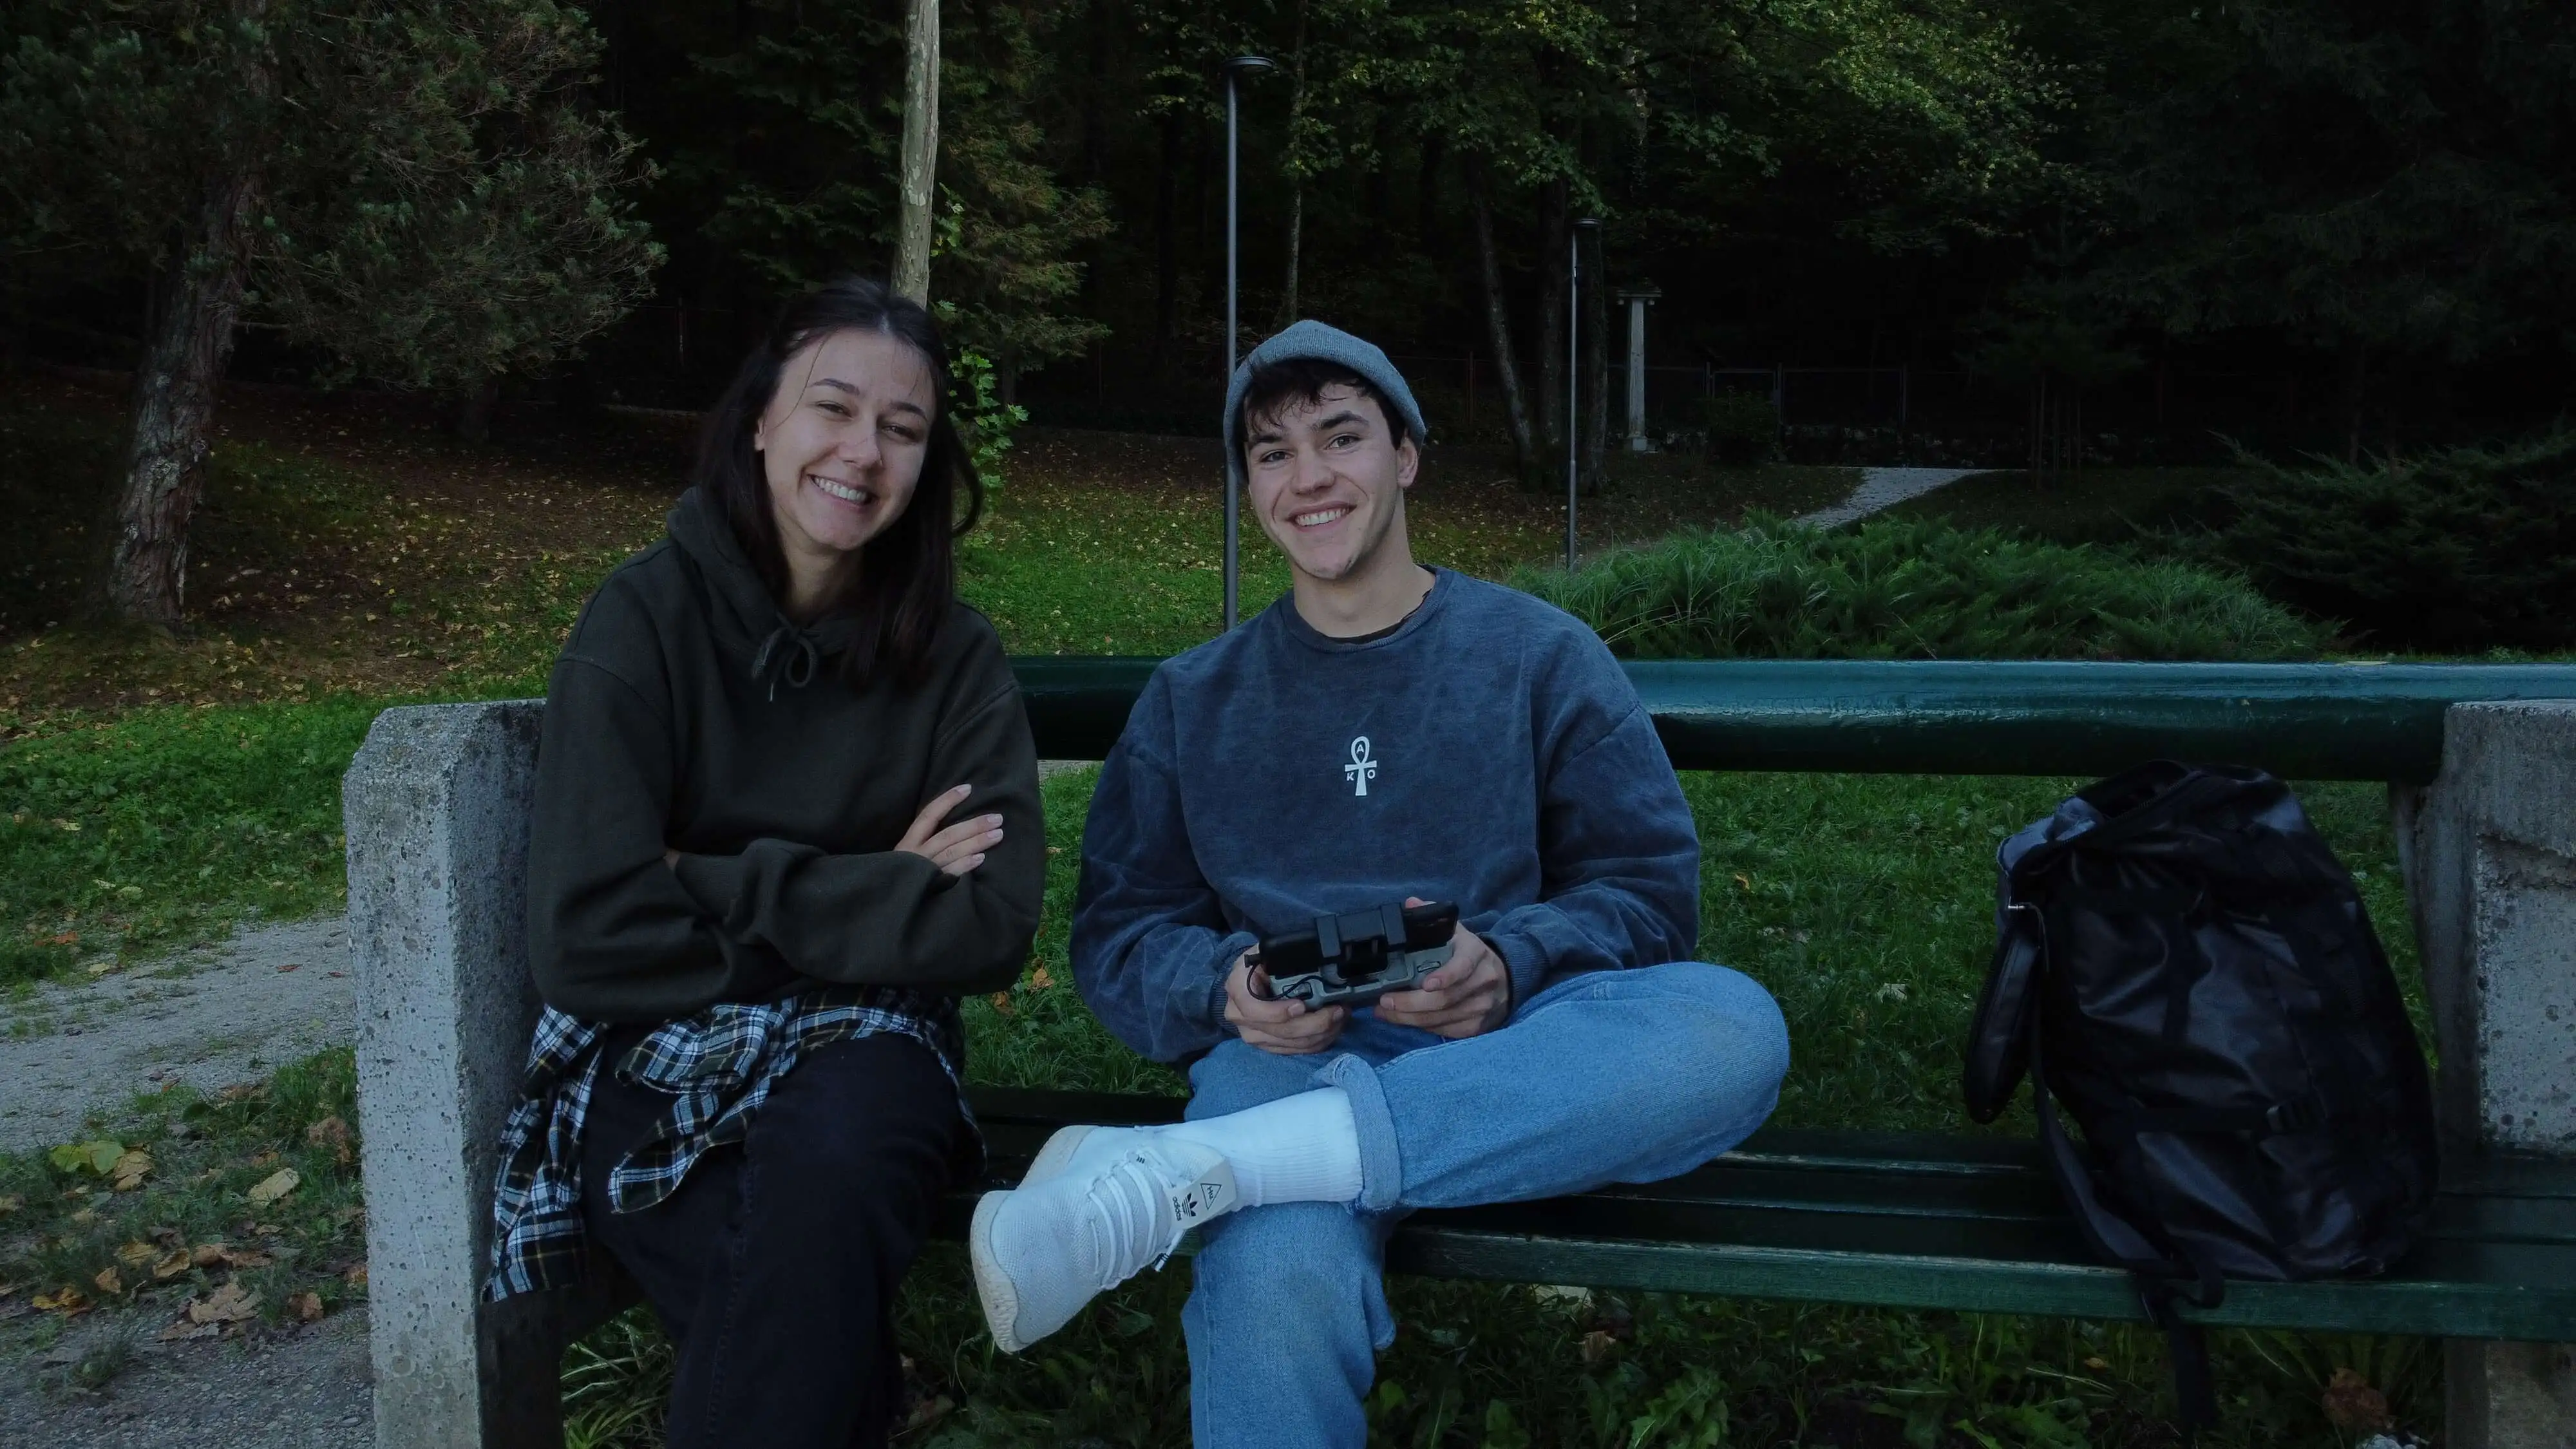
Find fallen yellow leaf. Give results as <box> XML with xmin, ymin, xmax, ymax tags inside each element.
<box><xmin>343</xmin><ymin>1261</ymin><xmax>368</xmax><ymax>1288</ymax></box>
<box><xmin>93</xmin><ymin>1266</ymin><xmax>123</xmax><ymax>1296</ymax></box>
<box><xmin>306</xmin><ymin>1115</ymin><xmax>354</xmax><ymax>1165</ymax></box>
<box><xmin>246</xmin><ymin>1168</ymin><xmax>301</xmax><ymax>1207</ymax></box>
<box><xmin>0</xmin><ymin>1195</ymin><xmax>20</xmax><ymax>1217</ymax></box>
<box><xmin>191</xmin><ymin>1244</ymin><xmax>227</xmax><ymax>1269</ymax></box>
<box><xmin>109</xmin><ymin>1148</ymin><xmax>153</xmax><ymax>1191</ymax></box>
<box><xmin>116</xmin><ymin>1240</ymin><xmax>156</xmax><ymax>1267</ymax></box>
<box><xmin>185</xmin><ymin>1282</ymin><xmax>261</xmax><ymax>1325</ymax></box>
<box><xmin>32</xmin><ymin>1286</ymin><xmax>88</xmax><ymax>1314</ymax></box>
<box><xmin>152</xmin><ymin>1249</ymin><xmax>192</xmax><ymax>1281</ymax></box>
<box><xmin>288</xmin><ymin>1291</ymin><xmax>324</xmax><ymax>1323</ymax></box>
<box><xmin>1028</xmin><ymin>966</ymin><xmax>1054</xmax><ymax>990</ymax></box>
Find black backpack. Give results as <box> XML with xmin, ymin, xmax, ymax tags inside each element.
<box><xmin>1963</xmin><ymin>761</ymin><xmax>2439</xmax><ymax>1430</ymax></box>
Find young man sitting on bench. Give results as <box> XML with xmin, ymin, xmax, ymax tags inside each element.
<box><xmin>970</xmin><ymin>321</ymin><xmax>1792</xmax><ymax>1447</ymax></box>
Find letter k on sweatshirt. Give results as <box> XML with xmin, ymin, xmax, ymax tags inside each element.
<box><xmin>1071</xmin><ymin>569</ymin><xmax>1701</xmax><ymax>1063</ymax></box>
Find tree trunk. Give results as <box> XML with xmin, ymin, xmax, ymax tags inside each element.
<box><xmin>108</xmin><ymin>170</ymin><xmax>261</xmax><ymax>629</ymax></box>
<box><xmin>2339</xmin><ymin>341</ymin><xmax>2367</xmax><ymax>464</ymax></box>
<box><xmin>895</xmin><ymin>0</ymin><xmax>940</xmax><ymax>302</ymax></box>
<box><xmin>455</xmin><ymin>373</ymin><xmax>500</xmax><ymax>444</ymax></box>
<box><xmin>1416</xmin><ymin>133</ymin><xmax>1444</xmax><ymax>247</ymax></box>
<box><xmin>1365</xmin><ymin>111</ymin><xmax>1393</xmax><ymax>225</ymax></box>
<box><xmin>1466</xmin><ymin>156</ymin><xmax>1536</xmax><ymax>480</ymax></box>
<box><xmin>1581</xmin><ymin>223</ymin><xmax>1609</xmax><ymax>492</ymax></box>
<box><xmin>1536</xmin><ymin>176</ymin><xmax>1570</xmax><ymax>456</ymax></box>
<box><xmin>1152</xmin><ymin>113</ymin><xmax>1179</xmax><ymax>375</ymax></box>
<box><xmin>1276</xmin><ymin>181</ymin><xmax>1303</xmax><ymax>328</ymax></box>
<box><xmin>1273</xmin><ymin>0</ymin><xmax>1311</xmax><ymax>330</ymax></box>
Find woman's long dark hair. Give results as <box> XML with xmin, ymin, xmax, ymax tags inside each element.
<box><xmin>695</xmin><ymin>276</ymin><xmax>986</xmax><ymax>687</ymax></box>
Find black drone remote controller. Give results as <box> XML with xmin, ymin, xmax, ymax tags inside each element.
<box><xmin>1251</xmin><ymin>900</ymin><xmax>1459</xmax><ymax>1009</ymax></box>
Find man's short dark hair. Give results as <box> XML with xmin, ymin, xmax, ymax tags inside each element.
<box><xmin>1238</xmin><ymin>357</ymin><xmax>1414</xmax><ymax>453</ymax></box>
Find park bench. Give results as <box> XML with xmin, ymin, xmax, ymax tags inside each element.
<box><xmin>343</xmin><ymin>660</ymin><xmax>2576</xmax><ymax>1449</ymax></box>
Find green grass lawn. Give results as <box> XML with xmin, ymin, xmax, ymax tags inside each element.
<box><xmin>1886</xmin><ymin>467</ymin><xmax>2246</xmax><ymax>549</ymax></box>
<box><xmin>0</xmin><ymin>379</ymin><xmax>2444</xmax><ymax>1442</ymax></box>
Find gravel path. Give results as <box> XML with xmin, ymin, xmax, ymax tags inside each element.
<box><xmin>0</xmin><ymin>916</ymin><xmax>354</xmax><ymax>1155</ymax></box>
<box><xmin>0</xmin><ymin>1313</ymin><xmax>371</xmax><ymax>1448</ymax></box>
<box><xmin>1792</xmin><ymin>466</ymin><xmax>1986</xmax><ymax>529</ymax></box>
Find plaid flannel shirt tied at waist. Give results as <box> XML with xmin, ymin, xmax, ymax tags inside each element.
<box><xmin>486</xmin><ymin>987</ymin><xmax>969</xmax><ymax>1301</ymax></box>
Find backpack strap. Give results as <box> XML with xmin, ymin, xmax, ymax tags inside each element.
<box><xmin>1963</xmin><ymin>902</ymin><xmax>2044</xmax><ymax>1124</ymax></box>
<box><xmin>2029</xmin><ymin>1003</ymin><xmax>2226</xmax><ymax>1434</ymax></box>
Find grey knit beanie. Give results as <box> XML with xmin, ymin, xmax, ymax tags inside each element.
<box><xmin>1222</xmin><ymin>319</ymin><xmax>1427</xmax><ymax>488</ymax></box>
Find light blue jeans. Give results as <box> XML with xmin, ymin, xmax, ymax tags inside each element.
<box><xmin>1178</xmin><ymin>961</ymin><xmax>1790</xmax><ymax>1449</ymax></box>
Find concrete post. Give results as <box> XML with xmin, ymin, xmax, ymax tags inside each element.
<box><xmin>1619</xmin><ymin>286</ymin><xmax>1659</xmax><ymax>452</ymax></box>
<box><xmin>2394</xmin><ymin>701</ymin><xmax>2576</xmax><ymax>1448</ymax></box>
<box><xmin>347</xmin><ymin>701</ymin><xmax>625</xmax><ymax>1449</ymax></box>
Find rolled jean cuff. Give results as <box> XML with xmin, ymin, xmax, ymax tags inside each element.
<box><xmin>1311</xmin><ymin>1054</ymin><xmax>1403</xmax><ymax>1214</ymax></box>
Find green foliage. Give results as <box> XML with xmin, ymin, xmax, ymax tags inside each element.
<box><xmin>951</xmin><ymin>348</ymin><xmax>1029</xmax><ymax>489</ymax></box>
<box><xmin>561</xmin><ymin>1307</ymin><xmax>679</xmax><ymax>1449</ymax></box>
<box><xmin>0</xmin><ymin>0</ymin><xmax>661</xmax><ymax>390</ymax></box>
<box><xmin>0</xmin><ymin>1049</ymin><xmax>367</xmax><ymax>1339</ymax></box>
<box><xmin>2209</xmin><ymin>430</ymin><xmax>2576</xmax><ymax>651</ymax></box>
<box><xmin>1689</xmin><ymin>392</ymin><xmax>1782</xmax><ymax>465</ymax></box>
<box><xmin>1514</xmin><ymin>515</ymin><xmax>2329</xmax><ymax>662</ymax></box>
<box><xmin>0</xmin><ymin>700</ymin><xmax>374</xmax><ymax>985</ymax></box>
<box><xmin>678</xmin><ymin>0</ymin><xmax>1109</xmax><ymax>379</ymax></box>
<box><xmin>2053</xmin><ymin>0</ymin><xmax>2576</xmax><ymax>373</ymax></box>
<box><xmin>1888</xmin><ymin>466</ymin><xmax>2244</xmax><ymax>549</ymax></box>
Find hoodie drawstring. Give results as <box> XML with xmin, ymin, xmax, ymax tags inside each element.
<box><xmin>751</xmin><ymin>623</ymin><xmax>821</xmax><ymax>701</ymax></box>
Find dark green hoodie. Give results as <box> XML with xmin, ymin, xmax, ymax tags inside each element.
<box><xmin>526</xmin><ymin>486</ymin><xmax>1044</xmax><ymax>1022</ymax></box>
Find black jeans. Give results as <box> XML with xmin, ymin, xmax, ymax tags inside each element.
<box><xmin>581</xmin><ymin>1029</ymin><xmax>965</xmax><ymax>1449</ymax></box>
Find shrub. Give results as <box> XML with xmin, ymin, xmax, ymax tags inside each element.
<box><xmin>2208</xmin><ymin>431</ymin><xmax>2576</xmax><ymax>651</ymax></box>
<box><xmin>1514</xmin><ymin>514</ymin><xmax>2329</xmax><ymax>661</ymax></box>
<box><xmin>1694</xmin><ymin>391</ymin><xmax>1783</xmax><ymax>464</ymax></box>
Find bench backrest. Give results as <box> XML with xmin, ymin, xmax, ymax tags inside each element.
<box><xmin>1014</xmin><ymin>658</ymin><xmax>2576</xmax><ymax>781</ymax></box>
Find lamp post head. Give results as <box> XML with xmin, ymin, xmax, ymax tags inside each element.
<box><xmin>1574</xmin><ymin>216</ymin><xmax>1602</xmax><ymax>232</ymax></box>
<box><xmin>1225</xmin><ymin>55</ymin><xmax>1278</xmax><ymax>78</ymax></box>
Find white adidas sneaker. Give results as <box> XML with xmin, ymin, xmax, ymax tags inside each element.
<box><xmin>971</xmin><ymin>1134</ymin><xmax>1238</xmax><ymax>1354</ymax></box>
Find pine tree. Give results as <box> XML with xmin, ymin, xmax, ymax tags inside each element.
<box><xmin>2061</xmin><ymin>0</ymin><xmax>2576</xmax><ymax>459</ymax></box>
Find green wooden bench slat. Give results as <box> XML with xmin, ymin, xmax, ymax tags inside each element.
<box><xmin>954</xmin><ymin>1088</ymin><xmax>2576</xmax><ymax>1341</ymax></box>
<box><xmin>1010</xmin><ymin>658</ymin><xmax>2576</xmax><ymax>781</ymax></box>
<box><xmin>1387</xmin><ymin>1230</ymin><xmax>2576</xmax><ymax>1341</ymax></box>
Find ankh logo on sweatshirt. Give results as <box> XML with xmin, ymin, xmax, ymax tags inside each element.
<box><xmin>1345</xmin><ymin>736</ymin><xmax>1378</xmax><ymax>797</ymax></box>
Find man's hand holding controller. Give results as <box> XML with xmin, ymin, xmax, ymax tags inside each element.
<box><xmin>1374</xmin><ymin>896</ymin><xmax>1510</xmax><ymax>1039</ymax></box>
<box><xmin>1226</xmin><ymin>896</ymin><xmax>1509</xmax><ymax>1055</ymax></box>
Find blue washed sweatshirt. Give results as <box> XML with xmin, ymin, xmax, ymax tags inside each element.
<box><xmin>1071</xmin><ymin>570</ymin><xmax>1701</xmax><ymax>1063</ymax></box>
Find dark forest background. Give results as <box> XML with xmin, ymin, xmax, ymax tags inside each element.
<box><xmin>8</xmin><ymin>0</ymin><xmax>2575</xmax><ymax>467</ymax></box>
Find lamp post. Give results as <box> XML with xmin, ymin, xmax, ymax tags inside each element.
<box><xmin>1568</xmin><ymin>216</ymin><xmax>1599</xmax><ymax>572</ymax></box>
<box><xmin>1222</xmin><ymin>54</ymin><xmax>1277</xmax><ymax>630</ymax></box>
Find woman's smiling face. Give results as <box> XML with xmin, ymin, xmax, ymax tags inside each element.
<box><xmin>755</xmin><ymin>327</ymin><xmax>938</xmax><ymax>575</ymax></box>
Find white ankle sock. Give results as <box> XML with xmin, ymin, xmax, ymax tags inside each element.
<box><xmin>1159</xmin><ymin>1088</ymin><xmax>1363</xmax><ymax>1208</ymax></box>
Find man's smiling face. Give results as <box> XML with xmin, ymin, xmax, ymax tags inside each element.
<box><xmin>1243</xmin><ymin>382</ymin><xmax>1419</xmax><ymax>583</ymax></box>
